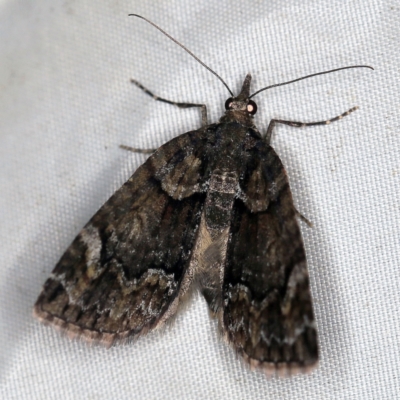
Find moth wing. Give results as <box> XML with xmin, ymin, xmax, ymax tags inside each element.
<box><xmin>34</xmin><ymin>129</ymin><xmax>210</xmax><ymax>345</ymax></box>
<box><xmin>222</xmin><ymin>144</ymin><xmax>318</xmax><ymax>374</ymax></box>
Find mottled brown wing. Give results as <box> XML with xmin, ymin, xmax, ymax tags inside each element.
<box><xmin>222</xmin><ymin>144</ymin><xmax>318</xmax><ymax>374</ymax></box>
<box><xmin>34</xmin><ymin>129</ymin><xmax>210</xmax><ymax>345</ymax></box>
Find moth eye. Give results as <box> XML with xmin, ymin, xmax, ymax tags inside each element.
<box><xmin>247</xmin><ymin>100</ymin><xmax>257</xmax><ymax>115</ymax></box>
<box><xmin>225</xmin><ymin>97</ymin><xmax>234</xmax><ymax>110</ymax></box>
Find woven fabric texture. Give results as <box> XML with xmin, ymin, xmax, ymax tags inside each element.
<box><xmin>1</xmin><ymin>1</ymin><xmax>399</xmax><ymax>399</ymax></box>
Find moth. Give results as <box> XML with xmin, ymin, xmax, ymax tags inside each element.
<box><xmin>34</xmin><ymin>15</ymin><xmax>372</xmax><ymax>375</ymax></box>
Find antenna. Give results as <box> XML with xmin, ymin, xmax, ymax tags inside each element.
<box><xmin>129</xmin><ymin>14</ymin><xmax>234</xmax><ymax>96</ymax></box>
<box><xmin>130</xmin><ymin>15</ymin><xmax>373</xmax><ymax>100</ymax></box>
<box><xmin>249</xmin><ymin>66</ymin><xmax>374</xmax><ymax>98</ymax></box>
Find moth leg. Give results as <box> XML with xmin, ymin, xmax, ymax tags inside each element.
<box><xmin>131</xmin><ymin>79</ymin><xmax>208</xmax><ymax>126</ymax></box>
<box><xmin>295</xmin><ymin>207</ymin><xmax>313</xmax><ymax>228</ymax></box>
<box><xmin>120</xmin><ymin>80</ymin><xmax>208</xmax><ymax>153</ymax></box>
<box><xmin>119</xmin><ymin>145</ymin><xmax>156</xmax><ymax>154</ymax></box>
<box><xmin>264</xmin><ymin>106</ymin><xmax>358</xmax><ymax>144</ymax></box>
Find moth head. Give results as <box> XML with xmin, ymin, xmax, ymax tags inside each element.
<box><xmin>224</xmin><ymin>73</ymin><xmax>258</xmax><ymax>116</ymax></box>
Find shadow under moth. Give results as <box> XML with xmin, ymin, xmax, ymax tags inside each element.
<box><xmin>34</xmin><ymin>15</ymin><xmax>372</xmax><ymax>376</ymax></box>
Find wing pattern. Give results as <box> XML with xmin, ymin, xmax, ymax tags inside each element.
<box><xmin>221</xmin><ymin>143</ymin><xmax>318</xmax><ymax>373</ymax></box>
<box><xmin>34</xmin><ymin>129</ymin><xmax>210</xmax><ymax>345</ymax></box>
<box><xmin>34</xmin><ymin>93</ymin><xmax>319</xmax><ymax>375</ymax></box>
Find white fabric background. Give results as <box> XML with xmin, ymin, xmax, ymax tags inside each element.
<box><xmin>1</xmin><ymin>1</ymin><xmax>399</xmax><ymax>399</ymax></box>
